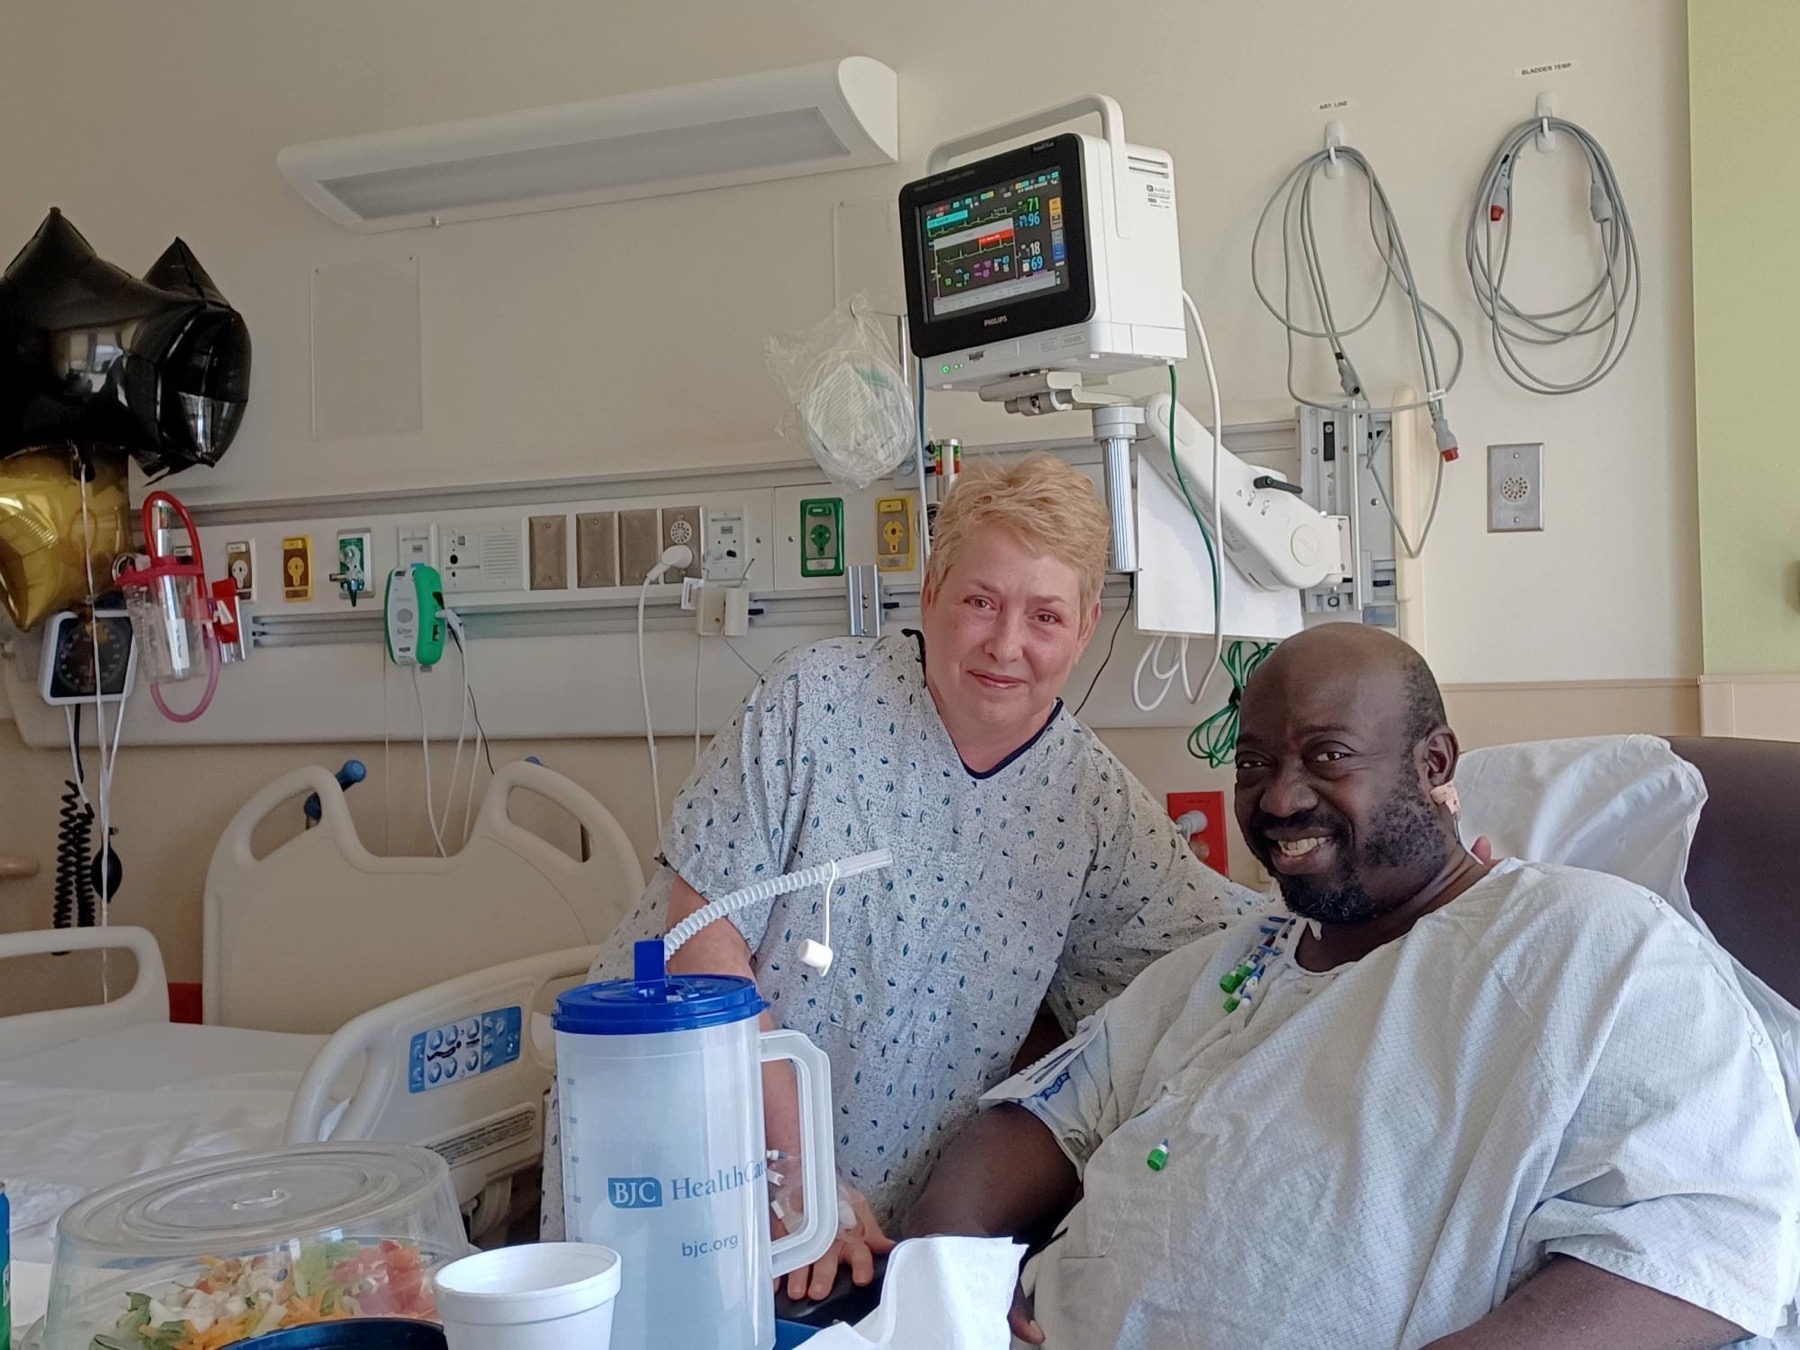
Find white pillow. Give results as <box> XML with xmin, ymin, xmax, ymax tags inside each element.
<box><xmin>1457</xmin><ymin>734</ymin><xmax>1800</xmax><ymax>1125</ymax></box>
<box><xmin>1456</xmin><ymin>734</ymin><xmax>1706</xmax><ymax>905</ymax></box>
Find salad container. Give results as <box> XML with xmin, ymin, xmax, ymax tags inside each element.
<box><xmin>38</xmin><ymin>1145</ymin><xmax>468</xmax><ymax>1350</ymax></box>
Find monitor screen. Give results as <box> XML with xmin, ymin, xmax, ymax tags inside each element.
<box><xmin>899</xmin><ymin>134</ymin><xmax>1094</xmax><ymax>362</ymax></box>
<box><xmin>919</xmin><ymin>167</ymin><xmax>1069</xmax><ymax>320</ymax></box>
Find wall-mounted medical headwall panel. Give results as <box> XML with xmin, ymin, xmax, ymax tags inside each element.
<box><xmin>1</xmin><ymin>428</ymin><xmax>1295</xmax><ymax>751</ymax></box>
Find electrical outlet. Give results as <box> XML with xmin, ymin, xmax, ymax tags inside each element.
<box><xmin>661</xmin><ymin>505</ymin><xmax>704</xmax><ymax>581</ymax></box>
<box><xmin>225</xmin><ymin>540</ymin><xmax>255</xmax><ymax>601</ymax></box>
<box><xmin>529</xmin><ymin>515</ymin><xmax>569</xmax><ymax>590</ymax></box>
<box><xmin>703</xmin><ymin>506</ymin><xmax>749</xmax><ymax>583</ymax></box>
<box><xmin>800</xmin><ymin>498</ymin><xmax>845</xmax><ymax>578</ymax></box>
<box><xmin>575</xmin><ymin>512</ymin><xmax>619</xmax><ymax>588</ymax></box>
<box><xmin>1488</xmin><ymin>443</ymin><xmax>1544</xmax><ymax>532</ymax></box>
<box><xmin>397</xmin><ymin>525</ymin><xmax>433</xmax><ymax>570</ymax></box>
<box><xmin>874</xmin><ymin>496</ymin><xmax>915</xmax><ymax>573</ymax></box>
<box><xmin>1168</xmin><ymin>790</ymin><xmax>1230</xmax><ymax>877</ymax></box>
<box><xmin>619</xmin><ymin>508</ymin><xmax>662</xmax><ymax>583</ymax></box>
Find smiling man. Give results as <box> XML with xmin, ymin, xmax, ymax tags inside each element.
<box><xmin>907</xmin><ymin>623</ymin><xmax>1800</xmax><ymax>1349</ymax></box>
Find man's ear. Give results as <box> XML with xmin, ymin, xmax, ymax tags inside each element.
<box><xmin>1419</xmin><ymin>726</ymin><xmax>1460</xmax><ymax>789</ymax></box>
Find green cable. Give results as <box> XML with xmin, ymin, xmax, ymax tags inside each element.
<box><xmin>1164</xmin><ymin>365</ymin><xmax>1222</xmax><ymax>619</ymax></box>
<box><xmin>1188</xmin><ymin>640</ymin><xmax>1278</xmax><ymax>767</ymax></box>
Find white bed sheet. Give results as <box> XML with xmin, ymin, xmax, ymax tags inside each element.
<box><xmin>2</xmin><ymin>1023</ymin><xmax>331</xmax><ymax>1265</ymax></box>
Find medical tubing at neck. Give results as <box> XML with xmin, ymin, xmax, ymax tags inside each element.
<box><xmin>663</xmin><ymin>850</ymin><xmax>893</xmax><ymax>958</ymax></box>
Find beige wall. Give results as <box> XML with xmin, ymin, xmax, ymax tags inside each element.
<box><xmin>0</xmin><ymin>0</ymin><xmax>1699</xmax><ymax>686</ymax></box>
<box><xmin>0</xmin><ymin>680</ymin><xmax>1698</xmax><ymax>1016</ymax></box>
<box><xmin>0</xmin><ymin>0</ymin><xmax>1712</xmax><ymax>1011</ymax></box>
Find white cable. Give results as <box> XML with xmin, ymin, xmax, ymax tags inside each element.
<box><xmin>638</xmin><ymin>572</ymin><xmax>663</xmax><ymax>834</ymax></box>
<box><xmin>636</xmin><ymin>542</ymin><xmax>694</xmax><ymax>835</ymax></box>
<box><xmin>1465</xmin><ymin>116</ymin><xmax>1640</xmax><ymax>394</ymax></box>
<box><xmin>459</xmin><ymin>696</ymin><xmax>484</xmax><ymax>850</ymax></box>
<box><xmin>411</xmin><ymin>665</ymin><xmax>447</xmax><ymax>858</ymax></box>
<box><xmin>445</xmin><ymin>624</ymin><xmax>483</xmax><ymax>849</ymax></box>
<box><xmin>664</xmin><ymin>850</ymin><xmax>891</xmax><ymax>958</ymax></box>
<box><xmin>694</xmin><ymin>636</ymin><xmax>704</xmax><ymax>764</ymax></box>
<box><xmin>1180</xmin><ymin>291</ymin><xmax>1229</xmax><ymax>714</ymax></box>
<box><xmin>438</xmin><ymin>616</ymin><xmax>471</xmax><ymax>850</ymax></box>
<box><xmin>77</xmin><ymin>470</ymin><xmax>114</xmax><ymax>999</ymax></box>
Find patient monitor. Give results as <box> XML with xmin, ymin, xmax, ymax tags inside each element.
<box><xmin>898</xmin><ymin>96</ymin><xmax>1352</xmax><ymax>616</ymax></box>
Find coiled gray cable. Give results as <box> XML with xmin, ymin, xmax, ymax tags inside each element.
<box><xmin>1252</xmin><ymin>143</ymin><xmax>1464</xmax><ymax>461</ymax></box>
<box><xmin>1466</xmin><ymin>116</ymin><xmax>1640</xmax><ymax>394</ymax></box>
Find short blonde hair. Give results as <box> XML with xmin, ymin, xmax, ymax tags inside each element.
<box><xmin>925</xmin><ymin>454</ymin><xmax>1110</xmax><ymax>614</ymax></box>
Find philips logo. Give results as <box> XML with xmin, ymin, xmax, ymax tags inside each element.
<box><xmin>608</xmin><ymin>1177</ymin><xmax>663</xmax><ymax>1209</ymax></box>
<box><xmin>982</xmin><ymin>315</ymin><xmax>1009</xmax><ymax>327</ymax></box>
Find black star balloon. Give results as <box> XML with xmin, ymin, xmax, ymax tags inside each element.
<box><xmin>0</xmin><ymin>208</ymin><xmax>188</xmax><ymax>460</ymax></box>
<box><xmin>122</xmin><ymin>237</ymin><xmax>252</xmax><ymax>477</ymax></box>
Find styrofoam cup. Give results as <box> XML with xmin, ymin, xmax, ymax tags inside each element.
<box><xmin>434</xmin><ymin>1242</ymin><xmax>621</xmax><ymax>1350</ymax></box>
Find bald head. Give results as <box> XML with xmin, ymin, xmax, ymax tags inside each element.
<box><xmin>1234</xmin><ymin>626</ymin><xmax>1460</xmax><ymax>926</ymax></box>
<box><xmin>1250</xmin><ymin>625</ymin><xmax>1448</xmax><ymax>753</ymax></box>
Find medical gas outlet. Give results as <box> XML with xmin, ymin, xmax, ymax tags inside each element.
<box><xmin>331</xmin><ymin>530</ymin><xmax>373</xmax><ymax>606</ymax></box>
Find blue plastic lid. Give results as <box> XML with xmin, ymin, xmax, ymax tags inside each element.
<box><xmin>554</xmin><ymin>939</ymin><xmax>766</xmax><ymax>1035</ymax></box>
<box><xmin>243</xmin><ymin>1320</ymin><xmax>446</xmax><ymax>1348</ymax></box>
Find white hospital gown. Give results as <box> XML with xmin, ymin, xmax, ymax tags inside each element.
<box><xmin>554</xmin><ymin>632</ymin><xmax>1255</xmax><ymax>1233</ymax></box>
<box><xmin>988</xmin><ymin>860</ymin><xmax>1800</xmax><ymax>1348</ymax></box>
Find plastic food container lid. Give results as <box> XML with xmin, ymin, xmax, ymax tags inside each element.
<box><xmin>42</xmin><ymin>1145</ymin><xmax>467</xmax><ymax>1350</ymax></box>
<box><xmin>58</xmin><ymin>1146</ymin><xmax>451</xmax><ymax>1255</ymax></box>
<box><xmin>434</xmin><ymin>1244</ymin><xmax>621</xmax><ymax>1324</ymax></box>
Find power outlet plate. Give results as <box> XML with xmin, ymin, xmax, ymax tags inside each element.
<box><xmin>1167</xmin><ymin>790</ymin><xmax>1230</xmax><ymax>877</ymax></box>
<box><xmin>704</xmin><ymin>506</ymin><xmax>750</xmax><ymax>583</ymax></box>
<box><xmin>397</xmin><ymin>525</ymin><xmax>433</xmax><ymax>570</ymax></box>
<box><xmin>529</xmin><ymin>515</ymin><xmax>569</xmax><ymax>590</ymax></box>
<box><xmin>575</xmin><ymin>512</ymin><xmax>619</xmax><ymax>588</ymax></box>
<box><xmin>661</xmin><ymin>504</ymin><xmax>704</xmax><ymax>581</ymax></box>
<box><xmin>619</xmin><ymin>509</ymin><xmax>662</xmax><ymax>583</ymax></box>
<box><xmin>1488</xmin><ymin>443</ymin><xmax>1544</xmax><ymax>532</ymax></box>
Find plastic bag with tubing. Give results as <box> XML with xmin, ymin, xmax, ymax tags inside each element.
<box><xmin>766</xmin><ymin>295</ymin><xmax>915</xmax><ymax>489</ymax></box>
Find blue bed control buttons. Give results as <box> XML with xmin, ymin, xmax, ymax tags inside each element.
<box><xmin>409</xmin><ymin>1005</ymin><xmax>523</xmax><ymax>1094</ymax></box>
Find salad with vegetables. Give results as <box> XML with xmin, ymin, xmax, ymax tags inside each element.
<box><xmin>89</xmin><ymin>1239</ymin><xmax>437</xmax><ymax>1350</ymax></box>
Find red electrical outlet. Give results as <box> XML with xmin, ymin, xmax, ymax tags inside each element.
<box><xmin>1167</xmin><ymin>790</ymin><xmax>1229</xmax><ymax>877</ymax></box>
<box><xmin>168</xmin><ymin>982</ymin><xmax>203</xmax><ymax>1024</ymax></box>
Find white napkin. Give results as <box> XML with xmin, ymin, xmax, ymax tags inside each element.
<box><xmin>803</xmin><ymin>1236</ymin><xmax>1024</xmax><ymax>1350</ymax></box>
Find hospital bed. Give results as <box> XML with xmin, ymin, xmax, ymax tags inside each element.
<box><xmin>0</xmin><ymin>758</ymin><xmax>645</xmax><ymax>1282</ymax></box>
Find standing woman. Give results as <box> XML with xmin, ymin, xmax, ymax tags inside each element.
<box><xmin>546</xmin><ymin>455</ymin><xmax>1258</xmax><ymax>1296</ymax></box>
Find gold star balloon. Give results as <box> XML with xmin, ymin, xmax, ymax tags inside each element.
<box><xmin>0</xmin><ymin>446</ymin><xmax>129</xmax><ymax>631</ymax></box>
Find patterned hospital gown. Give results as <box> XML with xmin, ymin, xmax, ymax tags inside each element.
<box><xmin>552</xmin><ymin>632</ymin><xmax>1256</xmax><ymax>1232</ymax></box>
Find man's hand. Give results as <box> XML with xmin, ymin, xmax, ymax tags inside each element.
<box><xmin>781</xmin><ymin>1184</ymin><xmax>895</xmax><ymax>1302</ymax></box>
<box><xmin>1472</xmin><ymin>836</ymin><xmax>1496</xmax><ymax>866</ymax></box>
<box><xmin>1010</xmin><ymin>1279</ymin><xmax>1045</xmax><ymax>1344</ymax></box>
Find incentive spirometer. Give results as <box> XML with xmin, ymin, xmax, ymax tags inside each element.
<box><xmin>897</xmin><ymin>96</ymin><xmax>1353</xmax><ymax>634</ymax></box>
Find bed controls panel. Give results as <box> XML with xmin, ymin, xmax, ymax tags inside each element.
<box><xmin>408</xmin><ymin>1005</ymin><xmax>523</xmax><ymax>1093</ymax></box>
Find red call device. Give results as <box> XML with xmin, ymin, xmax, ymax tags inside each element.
<box><xmin>210</xmin><ymin>579</ymin><xmax>242</xmax><ymax>647</ymax></box>
<box><xmin>1167</xmin><ymin>790</ymin><xmax>1229</xmax><ymax>877</ymax></box>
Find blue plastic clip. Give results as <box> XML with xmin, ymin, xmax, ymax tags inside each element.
<box><xmin>304</xmin><ymin>759</ymin><xmax>367</xmax><ymax>826</ymax></box>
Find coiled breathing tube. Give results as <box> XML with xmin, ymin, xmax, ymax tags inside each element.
<box><xmin>663</xmin><ymin>849</ymin><xmax>893</xmax><ymax>971</ymax></box>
